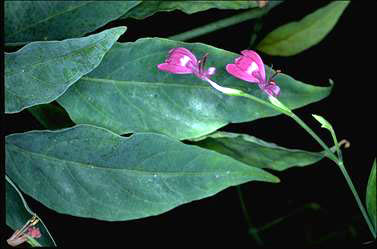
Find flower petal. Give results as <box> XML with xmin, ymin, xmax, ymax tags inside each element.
<box><xmin>226</xmin><ymin>64</ymin><xmax>260</xmax><ymax>83</ymax></box>
<box><xmin>169</xmin><ymin>47</ymin><xmax>198</xmax><ymax>65</ymax></box>
<box><xmin>241</xmin><ymin>50</ymin><xmax>266</xmax><ymax>80</ymax></box>
<box><xmin>157</xmin><ymin>63</ymin><xmax>193</xmax><ymax>74</ymax></box>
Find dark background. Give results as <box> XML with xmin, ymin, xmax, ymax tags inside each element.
<box><xmin>4</xmin><ymin>1</ymin><xmax>376</xmax><ymax>248</ymax></box>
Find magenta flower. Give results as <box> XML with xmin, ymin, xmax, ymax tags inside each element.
<box><xmin>27</xmin><ymin>227</ymin><xmax>41</xmax><ymax>239</ymax></box>
<box><xmin>157</xmin><ymin>47</ymin><xmax>215</xmax><ymax>80</ymax></box>
<box><xmin>158</xmin><ymin>48</ymin><xmax>241</xmax><ymax>95</ymax></box>
<box><xmin>226</xmin><ymin>50</ymin><xmax>281</xmax><ymax>97</ymax></box>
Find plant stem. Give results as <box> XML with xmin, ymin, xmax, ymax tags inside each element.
<box><xmin>168</xmin><ymin>2</ymin><xmax>282</xmax><ymax>41</ymax></box>
<box><xmin>257</xmin><ymin>203</ymin><xmax>321</xmax><ymax>233</ymax></box>
<box><xmin>337</xmin><ymin>162</ymin><xmax>377</xmax><ymax>239</ymax></box>
<box><xmin>329</xmin><ymin>126</ymin><xmax>343</xmax><ymax>162</ymax></box>
<box><xmin>209</xmin><ymin>77</ymin><xmax>375</xmax><ymax>239</ymax></box>
<box><xmin>238</xmin><ymin>92</ymin><xmax>338</xmax><ymax>163</ymax></box>
<box><xmin>290</xmin><ymin>113</ymin><xmax>338</xmax><ymax>164</ymax></box>
<box><xmin>248</xmin><ymin>17</ymin><xmax>263</xmax><ymax>49</ymax></box>
<box><xmin>238</xmin><ymin>91</ymin><xmax>375</xmax><ymax>239</ymax></box>
<box><xmin>238</xmin><ymin>91</ymin><xmax>376</xmax><ymax>238</ymax></box>
<box><xmin>236</xmin><ymin>186</ymin><xmax>264</xmax><ymax>246</ymax></box>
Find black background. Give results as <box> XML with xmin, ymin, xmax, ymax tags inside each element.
<box><xmin>4</xmin><ymin>1</ymin><xmax>376</xmax><ymax>248</ymax></box>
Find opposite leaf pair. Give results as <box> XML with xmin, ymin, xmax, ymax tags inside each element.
<box><xmin>157</xmin><ymin>48</ymin><xmax>280</xmax><ymax>97</ymax></box>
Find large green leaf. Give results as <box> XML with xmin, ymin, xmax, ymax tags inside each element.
<box><xmin>5</xmin><ymin>125</ymin><xmax>279</xmax><ymax>221</ymax></box>
<box><xmin>257</xmin><ymin>1</ymin><xmax>350</xmax><ymax>56</ymax></box>
<box><xmin>190</xmin><ymin>131</ymin><xmax>325</xmax><ymax>171</ymax></box>
<box><xmin>122</xmin><ymin>0</ymin><xmax>258</xmax><ymax>20</ymax></box>
<box><xmin>6</xmin><ymin>175</ymin><xmax>56</xmax><ymax>247</ymax></box>
<box><xmin>366</xmin><ymin>159</ymin><xmax>376</xmax><ymax>231</ymax></box>
<box><xmin>5</xmin><ymin>1</ymin><xmax>139</xmax><ymax>45</ymax></box>
<box><xmin>57</xmin><ymin>38</ymin><xmax>332</xmax><ymax>140</ymax></box>
<box><xmin>5</xmin><ymin>26</ymin><xmax>126</xmax><ymax>114</ymax></box>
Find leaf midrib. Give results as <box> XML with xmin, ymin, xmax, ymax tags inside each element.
<box><xmin>6</xmin><ymin>142</ymin><xmax>248</xmax><ymax>177</ymax></box>
<box><xmin>81</xmin><ymin>76</ymin><xmax>212</xmax><ymax>89</ymax></box>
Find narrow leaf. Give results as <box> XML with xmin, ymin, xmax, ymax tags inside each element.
<box><xmin>6</xmin><ymin>176</ymin><xmax>56</xmax><ymax>247</ymax></box>
<box><xmin>366</xmin><ymin>159</ymin><xmax>376</xmax><ymax>231</ymax></box>
<box><xmin>5</xmin><ymin>26</ymin><xmax>126</xmax><ymax>113</ymax></box>
<box><xmin>312</xmin><ymin>114</ymin><xmax>333</xmax><ymax>130</ymax></box>
<box><xmin>122</xmin><ymin>0</ymin><xmax>258</xmax><ymax>20</ymax></box>
<box><xmin>5</xmin><ymin>125</ymin><xmax>279</xmax><ymax>221</ymax></box>
<box><xmin>168</xmin><ymin>1</ymin><xmax>283</xmax><ymax>41</ymax></box>
<box><xmin>257</xmin><ymin>1</ymin><xmax>350</xmax><ymax>56</ymax></box>
<box><xmin>5</xmin><ymin>1</ymin><xmax>139</xmax><ymax>45</ymax></box>
<box><xmin>57</xmin><ymin>38</ymin><xmax>332</xmax><ymax>140</ymax></box>
<box><xmin>190</xmin><ymin>131</ymin><xmax>325</xmax><ymax>171</ymax></box>
<box><xmin>312</xmin><ymin>114</ymin><xmax>341</xmax><ymax>159</ymax></box>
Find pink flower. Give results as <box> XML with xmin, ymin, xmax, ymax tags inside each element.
<box><xmin>27</xmin><ymin>227</ymin><xmax>41</xmax><ymax>239</ymax></box>
<box><xmin>158</xmin><ymin>48</ymin><xmax>242</xmax><ymax>95</ymax></box>
<box><xmin>226</xmin><ymin>50</ymin><xmax>281</xmax><ymax>97</ymax></box>
<box><xmin>157</xmin><ymin>48</ymin><xmax>215</xmax><ymax>80</ymax></box>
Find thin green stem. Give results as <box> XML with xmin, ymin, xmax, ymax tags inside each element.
<box><xmin>238</xmin><ymin>92</ymin><xmax>291</xmax><ymax>116</ymax></box>
<box><xmin>168</xmin><ymin>2</ymin><xmax>282</xmax><ymax>41</ymax></box>
<box><xmin>239</xmin><ymin>91</ymin><xmax>374</xmax><ymax>238</ymax></box>
<box><xmin>290</xmin><ymin>113</ymin><xmax>338</xmax><ymax>164</ymax></box>
<box><xmin>330</xmin><ymin>128</ymin><xmax>343</xmax><ymax>162</ymax></box>
<box><xmin>236</xmin><ymin>186</ymin><xmax>264</xmax><ymax>246</ymax></box>
<box><xmin>26</xmin><ymin>236</ymin><xmax>41</xmax><ymax>247</ymax></box>
<box><xmin>241</xmin><ymin>90</ymin><xmax>375</xmax><ymax>238</ymax></box>
<box><xmin>338</xmin><ymin>162</ymin><xmax>376</xmax><ymax>239</ymax></box>
<box><xmin>238</xmin><ymin>92</ymin><xmax>338</xmax><ymax>163</ymax></box>
<box><xmin>257</xmin><ymin>203</ymin><xmax>321</xmax><ymax>233</ymax></box>
<box><xmin>248</xmin><ymin>17</ymin><xmax>263</xmax><ymax>49</ymax></box>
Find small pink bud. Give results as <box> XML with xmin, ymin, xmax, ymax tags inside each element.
<box><xmin>27</xmin><ymin>227</ymin><xmax>41</xmax><ymax>239</ymax></box>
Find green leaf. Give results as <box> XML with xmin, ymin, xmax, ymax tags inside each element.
<box><xmin>257</xmin><ymin>1</ymin><xmax>350</xmax><ymax>56</ymax></box>
<box><xmin>122</xmin><ymin>0</ymin><xmax>258</xmax><ymax>19</ymax></box>
<box><xmin>28</xmin><ymin>103</ymin><xmax>74</xmax><ymax>130</ymax></box>
<box><xmin>5</xmin><ymin>125</ymin><xmax>279</xmax><ymax>221</ymax></box>
<box><xmin>366</xmin><ymin>159</ymin><xmax>376</xmax><ymax>231</ymax></box>
<box><xmin>5</xmin><ymin>1</ymin><xmax>139</xmax><ymax>45</ymax></box>
<box><xmin>5</xmin><ymin>26</ymin><xmax>126</xmax><ymax>114</ymax></box>
<box><xmin>168</xmin><ymin>1</ymin><xmax>283</xmax><ymax>41</ymax></box>
<box><xmin>312</xmin><ymin>114</ymin><xmax>341</xmax><ymax>159</ymax></box>
<box><xmin>190</xmin><ymin>131</ymin><xmax>325</xmax><ymax>171</ymax></box>
<box><xmin>57</xmin><ymin>38</ymin><xmax>332</xmax><ymax>140</ymax></box>
<box><xmin>312</xmin><ymin>114</ymin><xmax>333</xmax><ymax>131</ymax></box>
<box><xmin>6</xmin><ymin>175</ymin><xmax>56</xmax><ymax>247</ymax></box>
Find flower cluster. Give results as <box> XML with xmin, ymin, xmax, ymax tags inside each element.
<box><xmin>27</xmin><ymin>227</ymin><xmax>42</xmax><ymax>238</ymax></box>
<box><xmin>157</xmin><ymin>47</ymin><xmax>280</xmax><ymax>97</ymax></box>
